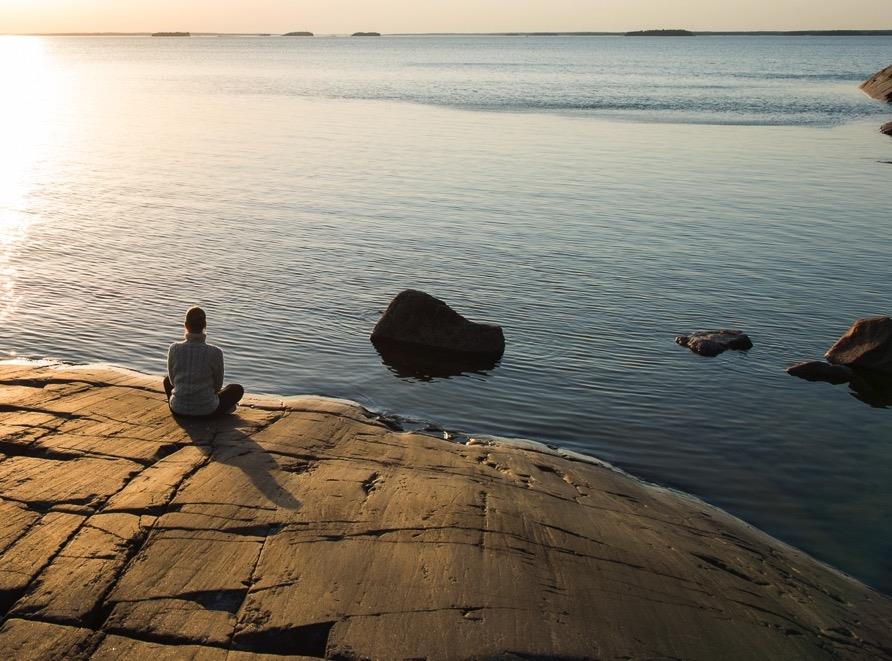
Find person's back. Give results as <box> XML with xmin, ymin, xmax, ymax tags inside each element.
<box><xmin>164</xmin><ymin>307</ymin><xmax>243</xmax><ymax>417</ymax></box>
<box><xmin>167</xmin><ymin>333</ymin><xmax>223</xmax><ymax>416</ymax></box>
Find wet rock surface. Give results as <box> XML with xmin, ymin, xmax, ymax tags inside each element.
<box><xmin>0</xmin><ymin>363</ymin><xmax>891</xmax><ymax>660</ymax></box>
<box><xmin>786</xmin><ymin>361</ymin><xmax>854</xmax><ymax>384</ymax></box>
<box><xmin>371</xmin><ymin>289</ymin><xmax>505</xmax><ymax>357</ymax></box>
<box><xmin>825</xmin><ymin>316</ymin><xmax>892</xmax><ymax>373</ymax></box>
<box><xmin>861</xmin><ymin>64</ymin><xmax>892</xmax><ymax>102</ymax></box>
<box><xmin>675</xmin><ymin>330</ymin><xmax>753</xmax><ymax>356</ymax></box>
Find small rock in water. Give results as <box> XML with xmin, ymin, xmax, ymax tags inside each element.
<box><xmin>786</xmin><ymin>361</ymin><xmax>854</xmax><ymax>384</ymax></box>
<box><xmin>825</xmin><ymin>316</ymin><xmax>892</xmax><ymax>373</ymax></box>
<box><xmin>675</xmin><ymin>330</ymin><xmax>753</xmax><ymax>357</ymax></box>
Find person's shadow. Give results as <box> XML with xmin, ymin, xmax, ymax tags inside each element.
<box><xmin>171</xmin><ymin>412</ymin><xmax>301</xmax><ymax>511</ymax></box>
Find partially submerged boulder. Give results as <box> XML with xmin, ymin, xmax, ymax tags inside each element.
<box><xmin>860</xmin><ymin>64</ymin><xmax>892</xmax><ymax>102</ymax></box>
<box><xmin>371</xmin><ymin>290</ymin><xmax>505</xmax><ymax>357</ymax></box>
<box><xmin>786</xmin><ymin>361</ymin><xmax>854</xmax><ymax>385</ymax></box>
<box><xmin>825</xmin><ymin>316</ymin><xmax>892</xmax><ymax>373</ymax></box>
<box><xmin>675</xmin><ymin>330</ymin><xmax>752</xmax><ymax>357</ymax></box>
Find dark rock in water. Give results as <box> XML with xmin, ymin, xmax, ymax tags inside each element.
<box><xmin>881</xmin><ymin>122</ymin><xmax>892</xmax><ymax>136</ymax></box>
<box><xmin>675</xmin><ymin>330</ymin><xmax>753</xmax><ymax>357</ymax></box>
<box><xmin>825</xmin><ymin>317</ymin><xmax>892</xmax><ymax>373</ymax></box>
<box><xmin>371</xmin><ymin>290</ymin><xmax>505</xmax><ymax>357</ymax></box>
<box><xmin>373</xmin><ymin>338</ymin><xmax>500</xmax><ymax>380</ymax></box>
<box><xmin>786</xmin><ymin>361</ymin><xmax>854</xmax><ymax>384</ymax></box>
<box><xmin>860</xmin><ymin>64</ymin><xmax>892</xmax><ymax>102</ymax></box>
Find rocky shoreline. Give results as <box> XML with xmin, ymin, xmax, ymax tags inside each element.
<box><xmin>1</xmin><ymin>362</ymin><xmax>891</xmax><ymax>659</ymax></box>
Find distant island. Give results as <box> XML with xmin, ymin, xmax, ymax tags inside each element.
<box><xmin>283</xmin><ymin>31</ymin><xmax>314</xmax><ymax>37</ymax></box>
<box><xmin>151</xmin><ymin>32</ymin><xmax>190</xmax><ymax>37</ymax></box>
<box><xmin>626</xmin><ymin>29</ymin><xmax>694</xmax><ymax>37</ymax></box>
<box><xmin>352</xmin><ymin>32</ymin><xmax>381</xmax><ymax>37</ymax></box>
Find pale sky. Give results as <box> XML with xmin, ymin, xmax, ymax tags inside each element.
<box><xmin>0</xmin><ymin>0</ymin><xmax>888</xmax><ymax>34</ymax></box>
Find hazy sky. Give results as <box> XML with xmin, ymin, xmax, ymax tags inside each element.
<box><xmin>1</xmin><ymin>0</ymin><xmax>888</xmax><ymax>34</ymax></box>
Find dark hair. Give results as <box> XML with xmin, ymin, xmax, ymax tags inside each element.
<box><xmin>184</xmin><ymin>306</ymin><xmax>207</xmax><ymax>333</ymax></box>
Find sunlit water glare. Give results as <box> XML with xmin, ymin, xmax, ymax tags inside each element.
<box><xmin>1</xmin><ymin>35</ymin><xmax>891</xmax><ymax>593</ymax></box>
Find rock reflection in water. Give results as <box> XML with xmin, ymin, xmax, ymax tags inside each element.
<box><xmin>372</xmin><ymin>339</ymin><xmax>500</xmax><ymax>381</ymax></box>
<box><xmin>849</xmin><ymin>369</ymin><xmax>892</xmax><ymax>408</ymax></box>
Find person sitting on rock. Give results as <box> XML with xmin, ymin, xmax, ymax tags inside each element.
<box><xmin>163</xmin><ymin>306</ymin><xmax>244</xmax><ymax>416</ymax></box>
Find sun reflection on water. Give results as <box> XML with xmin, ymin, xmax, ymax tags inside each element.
<box><xmin>0</xmin><ymin>36</ymin><xmax>64</xmax><ymax>324</ymax></box>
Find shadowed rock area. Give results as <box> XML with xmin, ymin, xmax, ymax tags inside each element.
<box><xmin>861</xmin><ymin>64</ymin><xmax>892</xmax><ymax>102</ymax></box>
<box><xmin>786</xmin><ymin>361</ymin><xmax>854</xmax><ymax>384</ymax></box>
<box><xmin>0</xmin><ymin>363</ymin><xmax>891</xmax><ymax>660</ymax></box>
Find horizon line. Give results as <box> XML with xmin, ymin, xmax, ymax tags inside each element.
<box><xmin>5</xmin><ymin>29</ymin><xmax>892</xmax><ymax>37</ymax></box>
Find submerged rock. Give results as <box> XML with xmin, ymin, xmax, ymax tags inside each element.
<box><xmin>675</xmin><ymin>330</ymin><xmax>753</xmax><ymax>357</ymax></box>
<box><xmin>825</xmin><ymin>316</ymin><xmax>892</xmax><ymax>373</ymax></box>
<box><xmin>860</xmin><ymin>64</ymin><xmax>892</xmax><ymax>102</ymax></box>
<box><xmin>371</xmin><ymin>289</ymin><xmax>505</xmax><ymax>357</ymax></box>
<box><xmin>786</xmin><ymin>361</ymin><xmax>854</xmax><ymax>384</ymax></box>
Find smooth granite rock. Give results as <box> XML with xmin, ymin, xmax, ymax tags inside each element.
<box><xmin>861</xmin><ymin>64</ymin><xmax>892</xmax><ymax>102</ymax></box>
<box><xmin>786</xmin><ymin>361</ymin><xmax>854</xmax><ymax>384</ymax></box>
<box><xmin>675</xmin><ymin>329</ymin><xmax>753</xmax><ymax>356</ymax></box>
<box><xmin>371</xmin><ymin>289</ymin><xmax>505</xmax><ymax>356</ymax></box>
<box><xmin>0</xmin><ymin>363</ymin><xmax>891</xmax><ymax>659</ymax></box>
<box><xmin>825</xmin><ymin>316</ymin><xmax>892</xmax><ymax>373</ymax></box>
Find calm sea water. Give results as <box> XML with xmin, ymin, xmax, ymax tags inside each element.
<box><xmin>1</xmin><ymin>35</ymin><xmax>891</xmax><ymax>593</ymax></box>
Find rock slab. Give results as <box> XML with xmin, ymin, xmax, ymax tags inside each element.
<box><xmin>371</xmin><ymin>289</ymin><xmax>505</xmax><ymax>356</ymax></box>
<box><xmin>786</xmin><ymin>361</ymin><xmax>854</xmax><ymax>384</ymax></box>
<box><xmin>825</xmin><ymin>316</ymin><xmax>892</xmax><ymax>373</ymax></box>
<box><xmin>861</xmin><ymin>64</ymin><xmax>892</xmax><ymax>102</ymax></box>
<box><xmin>675</xmin><ymin>329</ymin><xmax>753</xmax><ymax>356</ymax></box>
<box><xmin>0</xmin><ymin>363</ymin><xmax>891</xmax><ymax>660</ymax></box>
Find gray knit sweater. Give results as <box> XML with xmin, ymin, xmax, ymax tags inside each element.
<box><xmin>167</xmin><ymin>333</ymin><xmax>224</xmax><ymax>416</ymax></box>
